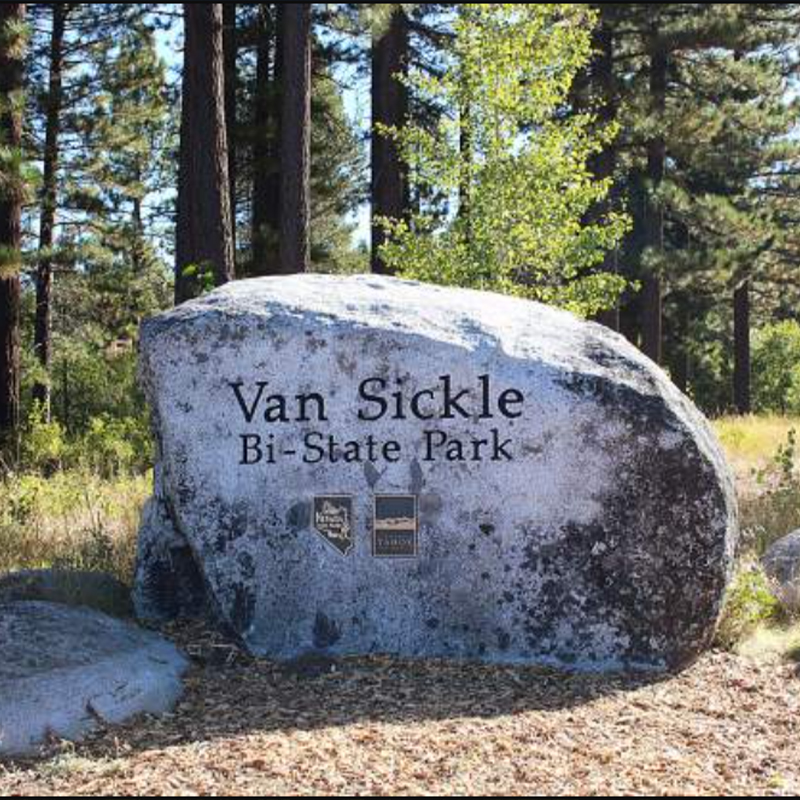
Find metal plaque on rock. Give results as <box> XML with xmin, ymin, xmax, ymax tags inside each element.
<box><xmin>313</xmin><ymin>495</ymin><xmax>354</xmax><ymax>556</ymax></box>
<box><xmin>373</xmin><ymin>495</ymin><xmax>418</xmax><ymax>558</ymax></box>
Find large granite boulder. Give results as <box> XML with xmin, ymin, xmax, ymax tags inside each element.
<box><xmin>763</xmin><ymin>530</ymin><xmax>800</xmax><ymax>613</ymax></box>
<box><xmin>0</xmin><ymin>602</ymin><xmax>187</xmax><ymax>757</ymax></box>
<box><xmin>134</xmin><ymin>274</ymin><xmax>738</xmax><ymax>671</ymax></box>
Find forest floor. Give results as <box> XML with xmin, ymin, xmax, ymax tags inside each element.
<box><xmin>0</xmin><ymin>633</ymin><xmax>798</xmax><ymax>796</ymax></box>
<box><xmin>1</xmin><ymin>415</ymin><xmax>799</xmax><ymax>795</ymax></box>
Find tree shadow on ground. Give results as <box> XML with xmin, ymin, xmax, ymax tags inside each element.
<box><xmin>33</xmin><ymin>625</ymin><xmax>683</xmax><ymax>762</ymax></box>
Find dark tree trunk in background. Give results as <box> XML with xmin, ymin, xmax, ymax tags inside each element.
<box><xmin>131</xmin><ymin>192</ymin><xmax>145</xmax><ymax>272</ymax></box>
<box><xmin>0</xmin><ymin>3</ymin><xmax>25</xmax><ymax>439</ymax></box>
<box><xmin>671</xmin><ymin>297</ymin><xmax>690</xmax><ymax>394</ymax></box>
<box><xmin>252</xmin><ymin>3</ymin><xmax>282</xmax><ymax>274</ymax></box>
<box><xmin>673</xmin><ymin>349</ymin><xmax>689</xmax><ymax>395</ymax></box>
<box><xmin>457</xmin><ymin>6</ymin><xmax>471</xmax><ymax>228</ymax></box>
<box><xmin>641</xmin><ymin>35</ymin><xmax>667</xmax><ymax>364</ymax></box>
<box><xmin>175</xmin><ymin>3</ymin><xmax>234</xmax><ymax>304</ymax></box>
<box><xmin>34</xmin><ymin>3</ymin><xmax>67</xmax><ymax>420</ymax></box>
<box><xmin>591</xmin><ymin>8</ymin><xmax>621</xmax><ymax>332</ymax></box>
<box><xmin>734</xmin><ymin>280</ymin><xmax>751</xmax><ymax>415</ymax></box>
<box><xmin>732</xmin><ymin>48</ymin><xmax>752</xmax><ymax>417</ymax></box>
<box><xmin>371</xmin><ymin>8</ymin><xmax>409</xmax><ymax>274</ymax></box>
<box><xmin>223</xmin><ymin>2</ymin><xmax>237</xmax><ymax>254</ymax></box>
<box><xmin>458</xmin><ymin>90</ymin><xmax>472</xmax><ymax>235</ymax></box>
<box><xmin>278</xmin><ymin>2</ymin><xmax>310</xmax><ymax>274</ymax></box>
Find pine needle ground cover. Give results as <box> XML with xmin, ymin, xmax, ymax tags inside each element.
<box><xmin>0</xmin><ymin>643</ymin><xmax>797</xmax><ymax>795</ymax></box>
<box><xmin>0</xmin><ymin>415</ymin><xmax>798</xmax><ymax>795</ymax></box>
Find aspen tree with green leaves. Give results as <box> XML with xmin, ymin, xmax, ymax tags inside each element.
<box><xmin>377</xmin><ymin>4</ymin><xmax>630</xmax><ymax>317</ymax></box>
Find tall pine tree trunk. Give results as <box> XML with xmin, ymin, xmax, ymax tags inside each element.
<box><xmin>734</xmin><ymin>280</ymin><xmax>751</xmax><ymax>415</ymax></box>
<box><xmin>592</xmin><ymin>8</ymin><xmax>621</xmax><ymax>332</ymax></box>
<box><xmin>252</xmin><ymin>3</ymin><xmax>282</xmax><ymax>274</ymax></box>
<box><xmin>132</xmin><ymin>192</ymin><xmax>145</xmax><ymax>273</ymax></box>
<box><xmin>371</xmin><ymin>9</ymin><xmax>409</xmax><ymax>274</ymax></box>
<box><xmin>175</xmin><ymin>3</ymin><xmax>234</xmax><ymax>304</ymax></box>
<box><xmin>0</xmin><ymin>4</ymin><xmax>25</xmax><ymax>440</ymax></box>
<box><xmin>671</xmin><ymin>294</ymin><xmax>690</xmax><ymax>394</ymax></box>
<box><xmin>278</xmin><ymin>2</ymin><xmax>310</xmax><ymax>274</ymax></box>
<box><xmin>732</xmin><ymin>48</ymin><xmax>751</xmax><ymax>416</ymax></box>
<box><xmin>458</xmin><ymin>99</ymin><xmax>472</xmax><ymax>220</ymax></box>
<box><xmin>641</xmin><ymin>36</ymin><xmax>667</xmax><ymax>364</ymax></box>
<box><xmin>34</xmin><ymin>3</ymin><xmax>67</xmax><ymax>420</ymax></box>
<box><xmin>223</xmin><ymin>2</ymin><xmax>237</xmax><ymax>254</ymax></box>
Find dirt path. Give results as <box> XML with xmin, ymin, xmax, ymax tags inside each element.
<box><xmin>1</xmin><ymin>646</ymin><xmax>798</xmax><ymax>796</ymax></box>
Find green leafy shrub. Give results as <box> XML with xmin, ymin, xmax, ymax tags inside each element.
<box><xmin>14</xmin><ymin>408</ymin><xmax>152</xmax><ymax>478</ymax></box>
<box><xmin>19</xmin><ymin>404</ymin><xmax>67</xmax><ymax>473</ymax></box>
<box><xmin>752</xmin><ymin>320</ymin><xmax>800</xmax><ymax>415</ymax></box>
<box><xmin>14</xmin><ymin>330</ymin><xmax>155</xmax><ymax>478</ymax></box>
<box><xmin>68</xmin><ymin>414</ymin><xmax>153</xmax><ymax>477</ymax></box>
<box><xmin>716</xmin><ymin>561</ymin><xmax>781</xmax><ymax>650</ymax></box>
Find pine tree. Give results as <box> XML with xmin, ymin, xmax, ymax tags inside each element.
<box><xmin>0</xmin><ymin>3</ymin><xmax>26</xmax><ymax>439</ymax></box>
<box><xmin>32</xmin><ymin>3</ymin><xmax>68</xmax><ymax>418</ymax></box>
<box><xmin>278</xmin><ymin>2</ymin><xmax>311</xmax><ymax>274</ymax></box>
<box><xmin>223</xmin><ymin>1</ymin><xmax>237</xmax><ymax>251</ymax></box>
<box><xmin>250</xmin><ymin>3</ymin><xmax>281</xmax><ymax>274</ymax></box>
<box><xmin>371</xmin><ymin>6</ymin><xmax>409</xmax><ymax>274</ymax></box>
<box><xmin>733</xmin><ymin>280</ymin><xmax>751</xmax><ymax>413</ymax></box>
<box><xmin>588</xmin><ymin>4</ymin><xmax>800</xmax><ymax>408</ymax></box>
<box><xmin>234</xmin><ymin>4</ymin><xmax>364</xmax><ymax>275</ymax></box>
<box><xmin>175</xmin><ymin>2</ymin><xmax>234</xmax><ymax>303</ymax></box>
<box><xmin>22</xmin><ymin>3</ymin><xmax>173</xmax><ymax>424</ymax></box>
<box><xmin>641</xmin><ymin>23</ymin><xmax>667</xmax><ymax>365</ymax></box>
<box><xmin>572</xmin><ymin>3</ymin><xmax>623</xmax><ymax>329</ymax></box>
<box><xmin>69</xmin><ymin>15</ymin><xmax>175</xmax><ymax>330</ymax></box>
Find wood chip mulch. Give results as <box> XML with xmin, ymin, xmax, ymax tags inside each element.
<box><xmin>1</xmin><ymin>625</ymin><xmax>798</xmax><ymax>796</ymax></box>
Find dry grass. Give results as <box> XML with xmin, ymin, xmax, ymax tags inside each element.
<box><xmin>714</xmin><ymin>415</ymin><xmax>800</xmax><ymax>492</ymax></box>
<box><xmin>0</xmin><ymin>471</ymin><xmax>148</xmax><ymax>584</ymax></box>
<box><xmin>736</xmin><ymin>622</ymin><xmax>800</xmax><ymax>663</ymax></box>
<box><xmin>713</xmin><ymin>415</ymin><xmax>800</xmax><ymax>559</ymax></box>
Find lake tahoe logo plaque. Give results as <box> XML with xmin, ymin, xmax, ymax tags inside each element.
<box><xmin>313</xmin><ymin>496</ymin><xmax>354</xmax><ymax>556</ymax></box>
<box><xmin>373</xmin><ymin>495</ymin><xmax>419</xmax><ymax>558</ymax></box>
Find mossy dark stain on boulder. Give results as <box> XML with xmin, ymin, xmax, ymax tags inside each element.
<box><xmin>313</xmin><ymin>612</ymin><xmax>342</xmax><ymax>649</ymax></box>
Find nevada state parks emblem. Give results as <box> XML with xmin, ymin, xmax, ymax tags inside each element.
<box><xmin>313</xmin><ymin>495</ymin><xmax>354</xmax><ymax>556</ymax></box>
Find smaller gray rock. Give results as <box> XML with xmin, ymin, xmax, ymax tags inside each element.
<box><xmin>0</xmin><ymin>569</ymin><xmax>133</xmax><ymax>618</ymax></box>
<box><xmin>763</xmin><ymin>530</ymin><xmax>800</xmax><ymax>612</ymax></box>
<box><xmin>0</xmin><ymin>601</ymin><xmax>188</xmax><ymax>758</ymax></box>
